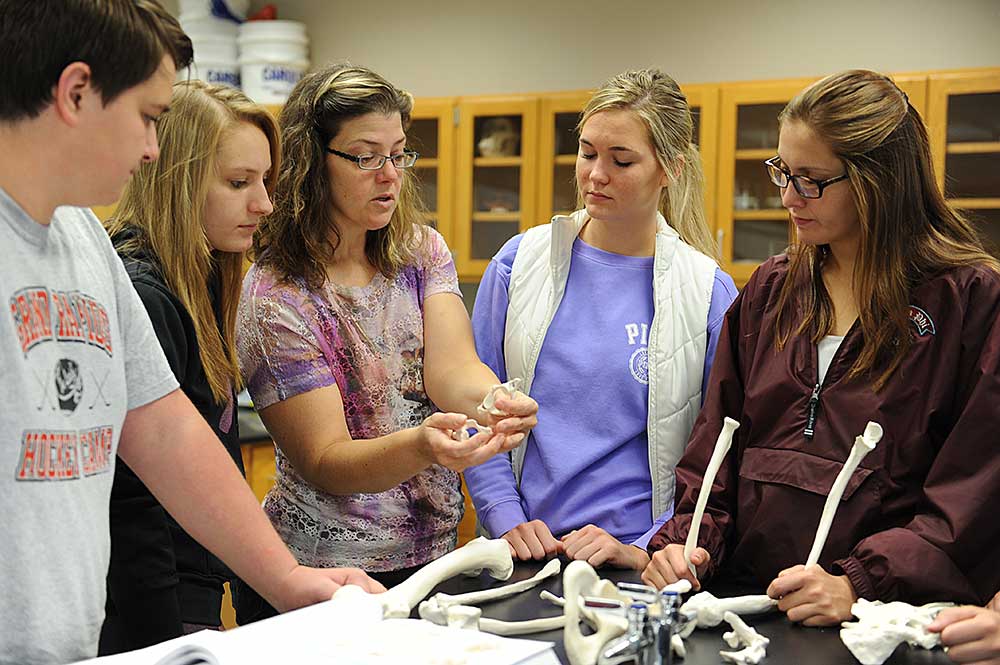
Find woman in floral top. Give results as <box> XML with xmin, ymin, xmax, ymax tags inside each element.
<box><xmin>233</xmin><ymin>64</ymin><xmax>537</xmax><ymax>623</ymax></box>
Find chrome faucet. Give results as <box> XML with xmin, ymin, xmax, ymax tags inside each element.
<box><xmin>596</xmin><ymin>584</ymin><xmax>690</xmax><ymax>665</ymax></box>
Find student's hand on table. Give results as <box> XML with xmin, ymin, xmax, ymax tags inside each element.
<box><xmin>486</xmin><ymin>392</ymin><xmax>538</xmax><ymax>451</ymax></box>
<box><xmin>502</xmin><ymin>519</ymin><xmax>563</xmax><ymax>561</ymax></box>
<box><xmin>928</xmin><ymin>605</ymin><xmax>1000</xmax><ymax>664</ymax></box>
<box><xmin>766</xmin><ymin>564</ymin><xmax>856</xmax><ymax>626</ymax></box>
<box><xmin>989</xmin><ymin>591</ymin><xmax>1000</xmax><ymax>613</ymax></box>
<box><xmin>271</xmin><ymin>565</ymin><xmax>386</xmax><ymax>612</ymax></box>
<box><xmin>418</xmin><ymin>412</ymin><xmax>509</xmax><ymax>471</ymax></box>
<box><xmin>561</xmin><ymin>524</ymin><xmax>650</xmax><ymax>570</ymax></box>
<box><xmin>641</xmin><ymin>543</ymin><xmax>710</xmax><ymax>591</ymax></box>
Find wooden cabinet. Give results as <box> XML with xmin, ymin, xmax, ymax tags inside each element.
<box><xmin>716</xmin><ymin>75</ymin><xmax>928</xmax><ymax>286</ymax></box>
<box><xmin>927</xmin><ymin>70</ymin><xmax>1000</xmax><ymax>255</ymax></box>
<box><xmin>454</xmin><ymin>96</ymin><xmax>540</xmax><ymax>280</ymax></box>
<box><xmin>409</xmin><ymin>98</ymin><xmax>457</xmax><ymax>245</ymax></box>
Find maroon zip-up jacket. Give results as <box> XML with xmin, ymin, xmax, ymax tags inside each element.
<box><xmin>649</xmin><ymin>255</ymin><xmax>1000</xmax><ymax>605</ymax></box>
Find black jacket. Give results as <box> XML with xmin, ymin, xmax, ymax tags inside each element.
<box><xmin>102</xmin><ymin>227</ymin><xmax>245</xmax><ymax>650</ymax></box>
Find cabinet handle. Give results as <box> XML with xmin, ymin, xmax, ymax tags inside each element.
<box><xmin>716</xmin><ymin>228</ymin><xmax>725</xmax><ymax>256</ymax></box>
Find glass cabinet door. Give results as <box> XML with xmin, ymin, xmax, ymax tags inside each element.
<box><xmin>455</xmin><ymin>96</ymin><xmax>539</xmax><ymax>280</ymax></box>
<box><xmin>928</xmin><ymin>71</ymin><xmax>1000</xmax><ymax>256</ymax></box>
<box><xmin>538</xmin><ymin>92</ymin><xmax>592</xmax><ymax>221</ymax></box>
<box><xmin>409</xmin><ymin>97</ymin><xmax>456</xmax><ymax>248</ymax></box>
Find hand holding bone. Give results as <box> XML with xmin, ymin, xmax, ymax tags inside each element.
<box><xmin>480</xmin><ymin>380</ymin><xmax>538</xmax><ymax>449</ymax></box>
<box><xmin>642</xmin><ymin>543</ymin><xmax>710</xmax><ymax>591</ymax></box>
<box><xmin>928</xmin><ymin>605</ymin><xmax>1000</xmax><ymax>664</ymax></box>
<box><xmin>417</xmin><ymin>412</ymin><xmax>510</xmax><ymax>472</ymax></box>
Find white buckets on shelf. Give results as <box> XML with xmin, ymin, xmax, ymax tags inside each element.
<box><xmin>238</xmin><ymin>20</ymin><xmax>310</xmax><ymax>105</ymax></box>
<box><xmin>180</xmin><ymin>4</ymin><xmax>241</xmax><ymax>89</ymax></box>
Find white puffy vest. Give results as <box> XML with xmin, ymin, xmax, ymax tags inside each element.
<box><xmin>503</xmin><ymin>209</ymin><xmax>718</xmax><ymax>520</ymax></box>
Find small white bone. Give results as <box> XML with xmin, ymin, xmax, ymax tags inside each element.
<box><xmin>452</xmin><ymin>418</ymin><xmax>493</xmax><ymax>442</ymax></box>
<box><xmin>540</xmin><ymin>589</ymin><xmax>565</xmax><ymax>607</ymax></box>
<box><xmin>380</xmin><ymin>537</ymin><xmax>514</xmax><ymax>618</ymax></box>
<box><xmin>720</xmin><ymin>611</ymin><xmax>769</xmax><ymax>664</ymax></box>
<box><xmin>805</xmin><ymin>421</ymin><xmax>882</xmax><ymax>567</ymax></box>
<box><xmin>477</xmin><ymin>378</ymin><xmax>523</xmax><ymax>417</ymax></box>
<box><xmin>563</xmin><ymin>561</ymin><xmax>629</xmax><ymax>665</ymax></box>
<box><xmin>678</xmin><ymin>592</ymin><xmax>777</xmax><ymax>637</ymax></box>
<box><xmin>685</xmin><ymin>417</ymin><xmax>740</xmax><ymax>577</ymax></box>
<box><xmin>672</xmin><ymin>634</ymin><xmax>686</xmax><ymax>659</ymax></box>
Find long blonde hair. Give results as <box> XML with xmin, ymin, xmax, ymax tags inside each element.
<box><xmin>106</xmin><ymin>80</ymin><xmax>280</xmax><ymax>402</ymax></box>
<box><xmin>579</xmin><ymin>69</ymin><xmax>717</xmax><ymax>260</ymax></box>
<box><xmin>252</xmin><ymin>63</ymin><xmax>426</xmax><ymax>290</ymax></box>
<box><xmin>774</xmin><ymin>69</ymin><xmax>999</xmax><ymax>390</ymax></box>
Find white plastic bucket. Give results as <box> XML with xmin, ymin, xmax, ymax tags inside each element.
<box><xmin>238</xmin><ymin>20</ymin><xmax>307</xmax><ymax>41</ymax></box>
<box><xmin>237</xmin><ymin>37</ymin><xmax>308</xmax><ymax>63</ymax></box>
<box><xmin>191</xmin><ymin>37</ymin><xmax>238</xmax><ymax>63</ymax></box>
<box><xmin>181</xmin><ymin>14</ymin><xmax>238</xmax><ymax>39</ymax></box>
<box><xmin>240</xmin><ymin>60</ymin><xmax>309</xmax><ymax>105</ymax></box>
<box><xmin>188</xmin><ymin>60</ymin><xmax>241</xmax><ymax>89</ymax></box>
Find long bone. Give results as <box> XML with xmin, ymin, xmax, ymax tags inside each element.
<box><xmin>684</xmin><ymin>417</ymin><xmax>740</xmax><ymax>577</ymax></box>
<box><xmin>677</xmin><ymin>591</ymin><xmax>777</xmax><ymax>638</ymax></box>
<box><xmin>719</xmin><ymin>611</ymin><xmax>769</xmax><ymax>664</ymax></box>
<box><xmin>805</xmin><ymin>421</ymin><xmax>882</xmax><ymax>567</ymax></box>
<box><xmin>442</xmin><ymin>604</ymin><xmax>567</xmax><ymax>635</ymax></box>
<box><xmin>540</xmin><ymin>578</ymin><xmax>692</xmax><ymax>609</ymax></box>
<box><xmin>379</xmin><ymin>537</ymin><xmax>514</xmax><ymax>618</ymax></box>
<box><xmin>563</xmin><ymin>561</ymin><xmax>630</xmax><ymax>665</ymax></box>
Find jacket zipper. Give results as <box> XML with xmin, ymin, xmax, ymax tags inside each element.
<box><xmin>804</xmin><ymin>381</ymin><xmax>821</xmax><ymax>439</ymax></box>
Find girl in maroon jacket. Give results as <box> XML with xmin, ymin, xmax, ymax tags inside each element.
<box><xmin>643</xmin><ymin>70</ymin><xmax>1000</xmax><ymax>629</ymax></box>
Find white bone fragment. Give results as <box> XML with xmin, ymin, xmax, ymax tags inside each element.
<box><xmin>432</xmin><ymin>558</ymin><xmax>561</xmax><ymax>608</ymax></box>
<box><xmin>678</xmin><ymin>592</ymin><xmax>778</xmax><ymax>637</ymax></box>
<box><xmin>719</xmin><ymin>611</ymin><xmax>769</xmax><ymax>664</ymax></box>
<box><xmin>671</xmin><ymin>634</ymin><xmax>686</xmax><ymax>659</ymax></box>
<box><xmin>540</xmin><ymin>589</ymin><xmax>565</xmax><ymax>607</ymax></box>
<box><xmin>452</xmin><ymin>418</ymin><xmax>493</xmax><ymax>442</ymax></box>
<box><xmin>563</xmin><ymin>561</ymin><xmax>629</xmax><ymax>665</ymax></box>
<box><xmin>805</xmin><ymin>421</ymin><xmax>882</xmax><ymax>567</ymax></box>
<box><xmin>661</xmin><ymin>579</ymin><xmax>693</xmax><ymax>595</ymax></box>
<box><xmin>478</xmin><ymin>378</ymin><xmax>523</xmax><ymax>417</ymax></box>
<box><xmin>446</xmin><ymin>604</ymin><xmax>482</xmax><ymax>630</ymax></box>
<box><xmin>839</xmin><ymin>599</ymin><xmax>954</xmax><ymax>665</ymax></box>
<box><xmin>380</xmin><ymin>537</ymin><xmax>514</xmax><ymax>618</ymax></box>
<box><xmin>684</xmin><ymin>417</ymin><xmax>740</xmax><ymax>577</ymax></box>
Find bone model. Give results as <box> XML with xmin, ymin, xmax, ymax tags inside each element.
<box><xmin>418</xmin><ymin>559</ymin><xmax>562</xmax><ymax>631</ymax></box>
<box><xmin>684</xmin><ymin>417</ymin><xmax>740</xmax><ymax>577</ymax></box>
<box><xmin>719</xmin><ymin>611</ymin><xmax>769</xmax><ymax>664</ymax></box>
<box><xmin>839</xmin><ymin>599</ymin><xmax>954</xmax><ymax>665</ymax></box>
<box><xmin>451</xmin><ymin>418</ymin><xmax>493</xmax><ymax>441</ymax></box>
<box><xmin>563</xmin><ymin>561</ymin><xmax>630</xmax><ymax>665</ymax></box>
<box><xmin>478</xmin><ymin>378</ymin><xmax>523</xmax><ymax>417</ymax></box>
<box><xmin>805</xmin><ymin>421</ymin><xmax>882</xmax><ymax>567</ymax></box>
<box><xmin>379</xmin><ymin>537</ymin><xmax>514</xmax><ymax>618</ymax></box>
<box><xmin>678</xmin><ymin>591</ymin><xmax>778</xmax><ymax>637</ymax></box>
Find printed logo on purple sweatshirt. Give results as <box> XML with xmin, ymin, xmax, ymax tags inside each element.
<box><xmin>625</xmin><ymin>322</ymin><xmax>650</xmax><ymax>385</ymax></box>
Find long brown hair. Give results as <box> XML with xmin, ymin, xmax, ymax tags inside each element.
<box><xmin>774</xmin><ymin>69</ymin><xmax>999</xmax><ymax>390</ymax></box>
<box><xmin>107</xmin><ymin>80</ymin><xmax>280</xmax><ymax>402</ymax></box>
<box><xmin>579</xmin><ymin>69</ymin><xmax>717</xmax><ymax>260</ymax></box>
<box><xmin>252</xmin><ymin>63</ymin><xmax>425</xmax><ymax>290</ymax></box>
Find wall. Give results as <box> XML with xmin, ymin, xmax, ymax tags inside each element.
<box><xmin>221</xmin><ymin>0</ymin><xmax>1000</xmax><ymax>95</ymax></box>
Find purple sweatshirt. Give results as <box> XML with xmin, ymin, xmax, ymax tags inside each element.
<box><xmin>466</xmin><ymin>234</ymin><xmax>738</xmax><ymax>549</ymax></box>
